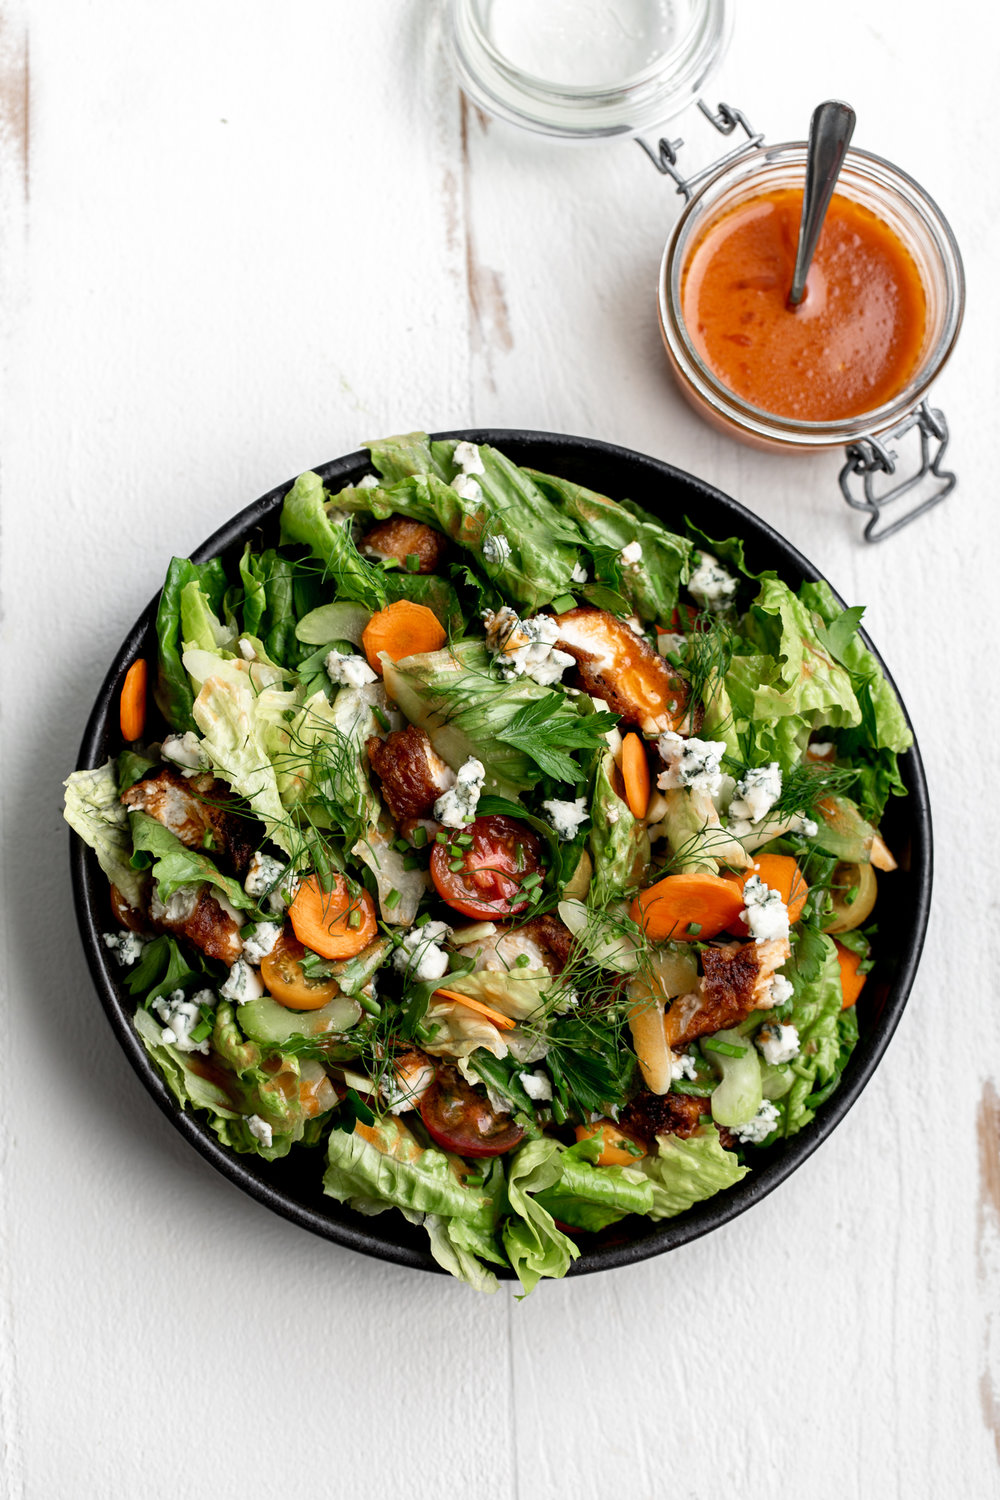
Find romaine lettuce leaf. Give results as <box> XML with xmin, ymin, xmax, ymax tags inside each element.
<box><xmin>779</xmin><ymin>931</ymin><xmax>854</xmax><ymax>1137</ymax></box>
<box><xmin>532</xmin><ymin>1137</ymin><xmax>654</xmax><ymax>1231</ymax></box>
<box><xmin>588</xmin><ymin>751</ymin><xmax>650</xmax><ymax>907</ymax></box>
<box><xmin>63</xmin><ymin>761</ymin><xmax>147</xmax><ymax>909</ymax></box>
<box><xmin>636</xmin><ymin>1126</ymin><xmax>749</xmax><ymax>1218</ymax></box>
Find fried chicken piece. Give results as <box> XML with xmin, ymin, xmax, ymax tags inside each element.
<box><xmin>149</xmin><ymin>883</ymin><xmax>244</xmax><ymax>966</ymax></box>
<box><xmin>122</xmin><ymin>768</ymin><xmax>257</xmax><ymax>878</ymax></box>
<box><xmin>365</xmin><ymin>725</ymin><xmax>455</xmax><ymax>822</ymax></box>
<box><xmin>553</xmin><ymin>607</ymin><xmax>692</xmax><ymax>734</ymax></box>
<box><xmin>360</xmin><ymin>517</ymin><xmax>448</xmax><ymax>574</ymax></box>
<box><xmin>464</xmin><ymin>913</ymin><xmax>575</xmax><ymax>977</ymax></box>
<box><xmin>621</xmin><ymin>1089</ymin><xmax>705</xmax><ymax>1144</ymax></box>
<box><xmin>663</xmin><ymin>941</ymin><xmax>761</xmax><ymax>1050</ymax></box>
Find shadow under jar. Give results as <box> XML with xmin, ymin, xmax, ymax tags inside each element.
<box><xmin>659</xmin><ymin>145</ymin><xmax>965</xmax><ymax>539</ymax></box>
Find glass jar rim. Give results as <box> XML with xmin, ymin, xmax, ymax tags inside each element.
<box><xmin>659</xmin><ymin>143</ymin><xmax>966</xmax><ymax>445</ymax></box>
<box><xmin>447</xmin><ymin>0</ymin><xmax>733</xmax><ymax>139</ymax></box>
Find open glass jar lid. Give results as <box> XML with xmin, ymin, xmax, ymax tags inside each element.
<box><xmin>447</xmin><ymin>0</ymin><xmax>732</xmax><ymax>138</ymax></box>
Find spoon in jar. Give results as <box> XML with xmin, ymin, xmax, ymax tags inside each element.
<box><xmin>787</xmin><ymin>99</ymin><xmax>857</xmax><ymax>309</ymax></box>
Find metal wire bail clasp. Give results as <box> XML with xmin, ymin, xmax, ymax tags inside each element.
<box><xmin>636</xmin><ymin>101</ymin><xmax>764</xmax><ymax>200</ymax></box>
<box><xmin>839</xmin><ymin>400</ymin><xmax>955</xmax><ymax>542</ymax></box>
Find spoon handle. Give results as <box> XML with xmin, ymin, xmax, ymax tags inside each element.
<box><xmin>788</xmin><ymin>100</ymin><xmax>857</xmax><ymax>308</ymax></box>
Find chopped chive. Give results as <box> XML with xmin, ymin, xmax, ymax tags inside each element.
<box><xmin>550</xmin><ymin>593</ymin><xmax>577</xmax><ymax>613</ymax></box>
<box><xmin>435</xmin><ymin>830</ymin><xmax>449</xmax><ymax>844</ymax></box>
<box><xmin>348</xmin><ymin>907</ymin><xmax>362</xmax><ymax>928</ymax></box>
<box><xmin>379</xmin><ymin>557</ymin><xmax>401</xmax><ymax>571</ymax></box>
<box><xmin>454</xmin><ymin>833</ymin><xmax>474</xmax><ymax>848</ymax></box>
<box><xmin>416</xmin><ymin>912</ymin><xmax>431</xmax><ymax>927</ymax></box>
<box><xmin>521</xmin><ymin>871</ymin><xmax>541</xmax><ymax>888</ymax></box>
<box><xmin>412</xmin><ymin>825</ymin><xmax>428</xmax><ymax>848</ymax></box>
<box><xmin>371</xmin><ymin>705</ymin><xmax>390</xmax><ymax>731</ymax></box>
<box><xmin>356</xmin><ymin>991</ymin><xmax>381</xmax><ymax>1017</ymax></box>
<box><xmin>702</xmin><ymin>1037</ymin><xmax>747</xmax><ymax>1058</ymax></box>
<box><xmin>190</xmin><ymin>1018</ymin><xmax>213</xmax><ymax>1043</ymax></box>
<box><xmin>385</xmin><ymin>888</ymin><xmax>401</xmax><ymax>910</ymax></box>
<box><xmin>404</xmin><ymin>553</ymin><xmax>421</xmax><ymax>573</ymax></box>
<box><xmin>403</xmin><ymin>853</ymin><xmax>421</xmax><ymax>871</ymax></box>
<box><xmin>464</xmin><ymin>1174</ymin><xmax>484</xmax><ymax>1187</ymax></box>
<box><xmin>449</xmin><ymin>857</ymin><xmax>465</xmax><ymax>872</ymax></box>
<box><xmin>666</xmin><ymin>651</ymin><xmax>683</xmax><ymax>668</ymax></box>
<box><xmin>845</xmin><ymin>885</ymin><xmax>859</xmax><ymax>905</ymax></box>
<box><xmin>686</xmin><ymin>921</ymin><xmax>702</xmax><ymax>936</ymax></box>
<box><xmin>698</xmin><ymin>1113</ymin><xmax>713</xmax><ymax>1125</ymax></box>
<box><xmin>394</xmin><ymin>837</ymin><xmax>409</xmax><ymax>854</ymax></box>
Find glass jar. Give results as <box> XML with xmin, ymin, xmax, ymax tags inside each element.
<box><xmin>447</xmin><ymin>0</ymin><xmax>733</xmax><ymax>138</ymax></box>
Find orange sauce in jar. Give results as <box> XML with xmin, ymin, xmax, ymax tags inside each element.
<box><xmin>680</xmin><ymin>187</ymin><xmax>927</xmax><ymax>422</ymax></box>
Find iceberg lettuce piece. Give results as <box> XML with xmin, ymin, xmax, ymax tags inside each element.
<box><xmin>637</xmin><ymin>1127</ymin><xmax>749</xmax><ymax>1218</ymax></box>
<box><xmin>63</xmin><ymin>761</ymin><xmax>147</xmax><ymax>909</ymax></box>
<box><xmin>180</xmin><ymin>578</ymin><xmax>236</xmax><ymax>655</ymax></box>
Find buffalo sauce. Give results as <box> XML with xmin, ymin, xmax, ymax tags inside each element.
<box><xmin>680</xmin><ymin>187</ymin><xmax>927</xmax><ymax>422</ymax></box>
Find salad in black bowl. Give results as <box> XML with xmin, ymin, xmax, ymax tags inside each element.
<box><xmin>65</xmin><ymin>430</ymin><xmax>929</xmax><ymax>1293</ymax></box>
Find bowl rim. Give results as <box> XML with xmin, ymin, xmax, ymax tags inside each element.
<box><xmin>69</xmin><ymin>428</ymin><xmax>932</xmax><ymax>1281</ymax></box>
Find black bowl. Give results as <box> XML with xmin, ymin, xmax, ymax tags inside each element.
<box><xmin>70</xmin><ymin>430</ymin><xmax>932</xmax><ymax>1280</ymax></box>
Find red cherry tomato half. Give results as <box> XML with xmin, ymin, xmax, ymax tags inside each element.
<box><xmin>419</xmin><ymin>1068</ymin><xmax>525</xmax><ymax>1158</ymax></box>
<box><xmin>430</xmin><ymin>814</ymin><xmax>544</xmax><ymax>920</ymax></box>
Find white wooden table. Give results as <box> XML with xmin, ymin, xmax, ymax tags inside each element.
<box><xmin>2</xmin><ymin>2</ymin><xmax>998</xmax><ymax>1495</ymax></box>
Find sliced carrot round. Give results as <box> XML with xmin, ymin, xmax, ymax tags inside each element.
<box><xmin>630</xmin><ymin>871</ymin><xmax>747</xmax><ymax>942</ymax></box>
<box><xmin>621</xmin><ymin>732</ymin><xmax>651</xmax><ymax>820</ymax></box>
<box><xmin>575</xmin><ymin>1121</ymin><xmax>646</xmax><ymax>1167</ymax></box>
<box><xmin>288</xmin><ymin>874</ymin><xmax>377</xmax><ymax>960</ymax></box>
<box><xmin>361</xmin><ymin>600</ymin><xmax>446</xmax><ymax>676</ymax></box>
<box><xmin>119</xmin><ymin>658</ymin><xmax>148</xmax><ymax>742</ymax></box>
<box><xmin>835</xmin><ymin>941</ymin><xmax>867</xmax><ymax>1009</ymax></box>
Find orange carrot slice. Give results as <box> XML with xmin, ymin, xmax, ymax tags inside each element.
<box><xmin>362</xmin><ymin>600</ymin><xmax>446</xmax><ymax>676</ymax></box>
<box><xmin>432</xmin><ymin>988</ymin><xmax>516</xmax><ymax>1031</ymax></box>
<box><xmin>119</xmin><ymin>659</ymin><xmax>148</xmax><ymax>742</ymax></box>
<box><xmin>836</xmin><ymin>941</ymin><xmax>867</xmax><ymax>1009</ymax></box>
<box><xmin>575</xmin><ymin>1121</ymin><xmax>646</xmax><ymax>1166</ymax></box>
<box><xmin>288</xmin><ymin>874</ymin><xmax>377</xmax><ymax>960</ymax></box>
<box><xmin>630</xmin><ymin>872</ymin><xmax>747</xmax><ymax>942</ymax></box>
<box><xmin>621</xmin><ymin>732</ymin><xmax>651</xmax><ymax>820</ymax></box>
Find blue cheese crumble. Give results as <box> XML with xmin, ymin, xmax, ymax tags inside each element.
<box><xmin>756</xmin><ymin>1023</ymin><xmax>800</xmax><ymax>1065</ymax></box>
<box><xmin>734</xmin><ymin>1098</ymin><xmax>780</xmax><ymax>1144</ymax></box>
<box><xmin>246</xmin><ymin>1114</ymin><xmax>273</xmax><ymax>1148</ymax></box>
<box><xmin>160</xmin><ymin>731</ymin><xmax>205</xmax><ymax>777</ymax></box>
<box><xmin>729</xmin><ymin>764</ymin><xmax>782</xmax><ymax>826</ymax></box>
<box><xmin>241</xmin><ymin>922</ymin><xmax>282</xmax><ymax>966</ymax></box>
<box><xmin>434</xmin><ymin>756</ymin><xmax>485</xmax><ymax>827</ymax></box>
<box><xmin>394</xmin><ymin>920</ymin><xmax>452</xmax><ymax>983</ymax></box>
<box><xmin>220</xmin><ymin>957</ymin><xmax>265</xmax><ymax>1005</ymax></box>
<box><xmin>483</xmin><ymin>606</ymin><xmax>574</xmax><ymax>687</ymax></box>
<box><xmin>656</xmin><ymin>731</ymin><xmax>728</xmax><ymax>795</ymax></box>
<box><xmin>742</xmin><ymin>875</ymin><xmax>790</xmax><ymax>943</ymax></box>
<box><xmin>153</xmin><ymin>987</ymin><xmax>215</xmax><ymax>1054</ymax></box>
<box><xmin>325</xmin><ymin>648</ymin><xmax>378</xmax><ymax>688</ymax></box>
<box><xmin>688</xmin><ymin>551</ymin><xmax>739</xmax><ymax>611</ymax></box>
<box><xmin>482</xmin><ymin>532</ymin><xmax>512</xmax><ymax>567</ymax></box>
<box><xmin>244</xmin><ymin>852</ymin><xmax>297</xmax><ymax>914</ymax></box>
<box><xmin>541</xmin><ymin>796</ymin><xmax>589</xmax><ymax>842</ymax></box>
<box><xmin>103</xmin><ymin>930</ymin><xmax>146</xmax><ymax>966</ymax></box>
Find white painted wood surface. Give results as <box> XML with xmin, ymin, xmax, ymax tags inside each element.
<box><xmin>1</xmin><ymin>1</ymin><xmax>998</xmax><ymax>1494</ymax></box>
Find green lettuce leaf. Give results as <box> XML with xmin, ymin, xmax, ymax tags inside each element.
<box><xmin>63</xmin><ymin>762</ymin><xmax>147</xmax><ymax>909</ymax></box>
<box><xmin>779</xmin><ymin>932</ymin><xmax>854</xmax><ymax>1137</ymax></box>
<box><xmin>529</xmin><ymin>470</ymin><xmax>693</xmax><ymax>624</ymax></box>
<box><xmin>636</xmin><ymin>1127</ymin><xmax>749</xmax><ymax>1218</ymax></box>
<box><xmin>382</xmin><ymin>640</ymin><xmax>590</xmax><ymax>797</ymax></box>
<box><xmin>502</xmin><ymin>1138</ymin><xmax>579</xmax><ymax>1295</ymax></box>
<box><xmin>127</xmin><ymin>809</ymin><xmax>257</xmax><ymax>911</ymax></box>
<box><xmin>742</xmin><ymin>577</ymin><xmax>861</xmax><ymax>729</ymax></box>
<box><xmin>280</xmin><ymin>470</ymin><xmax>388</xmax><ymax>612</ymax></box>
<box><xmin>237</xmin><ymin>547</ymin><xmax>301</xmax><ymax>667</ymax></box>
<box><xmin>533</xmin><ymin>1136</ymin><xmax>654</xmax><ymax>1231</ymax></box>
<box><xmin>588</xmin><ymin>750</ymin><xmax>650</xmax><ymax>906</ymax></box>
<box><xmin>154</xmin><ymin>556</ymin><xmax>230</xmax><ymax>732</ymax></box>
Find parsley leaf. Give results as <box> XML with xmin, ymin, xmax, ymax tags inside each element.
<box><xmin>494</xmin><ymin>696</ymin><xmax>618</xmax><ymax>782</ymax></box>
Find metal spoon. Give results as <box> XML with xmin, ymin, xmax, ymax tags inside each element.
<box><xmin>787</xmin><ymin>100</ymin><xmax>857</xmax><ymax>309</ymax></box>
